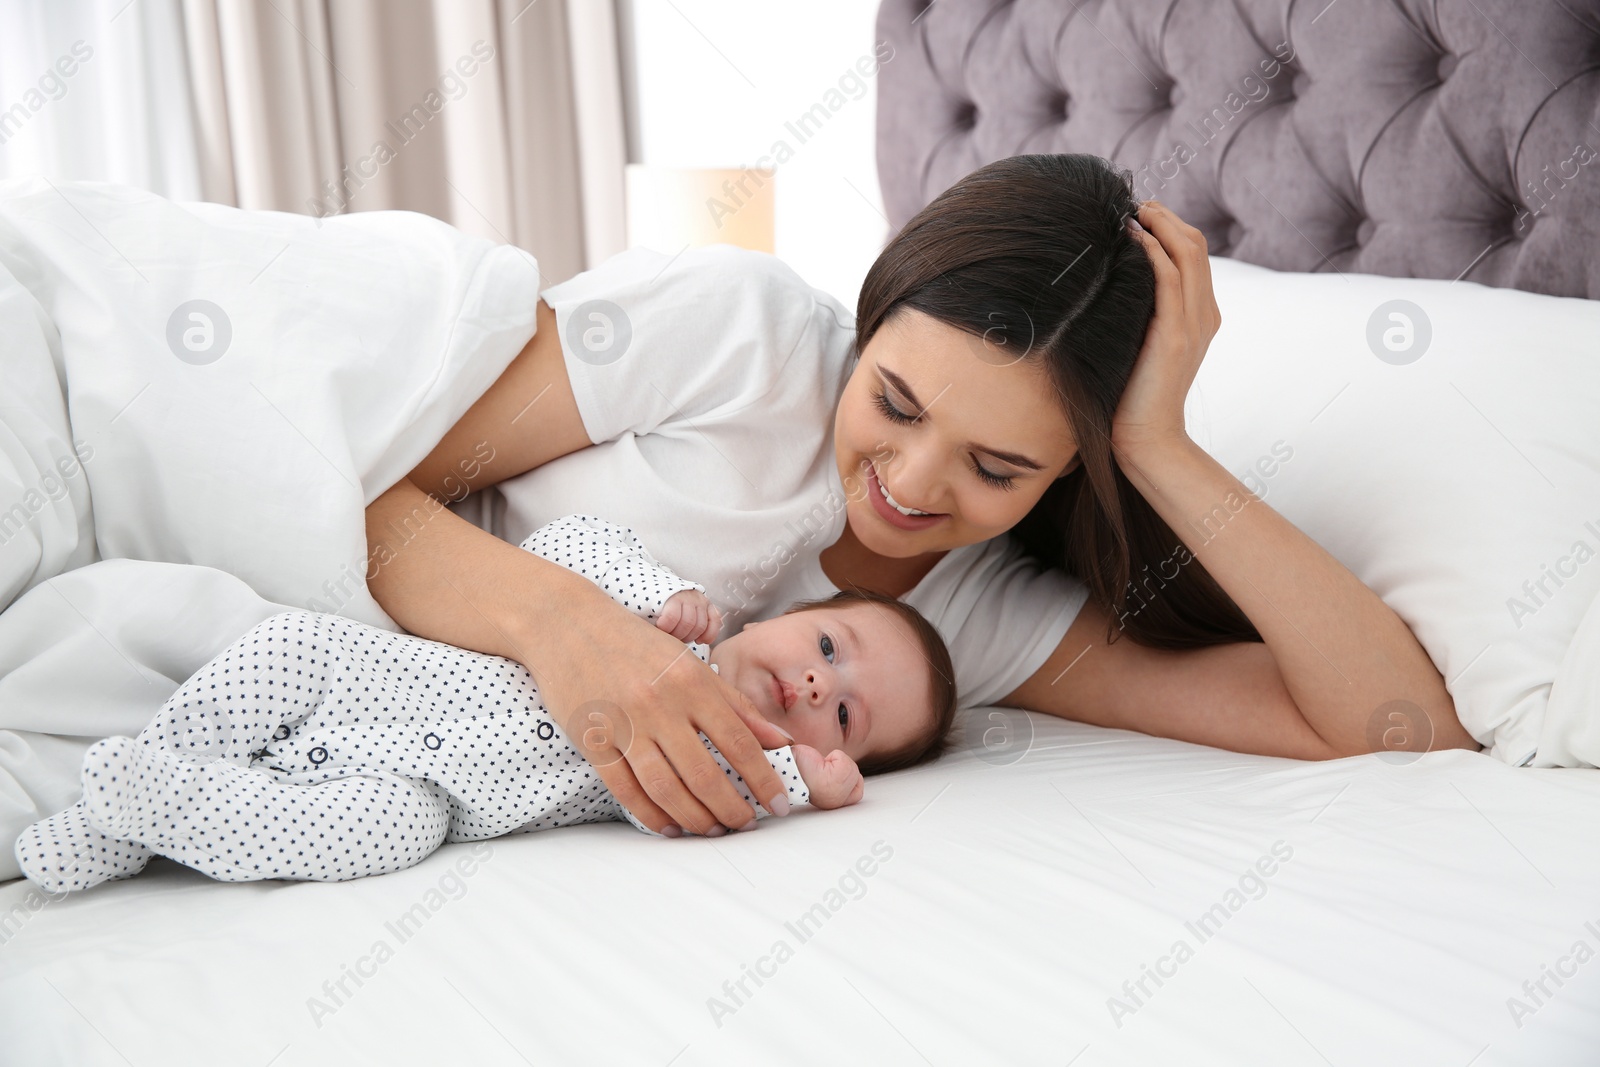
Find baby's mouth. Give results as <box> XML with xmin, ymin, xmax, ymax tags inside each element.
<box><xmin>769</xmin><ymin>672</ymin><xmax>793</xmax><ymax>716</ymax></box>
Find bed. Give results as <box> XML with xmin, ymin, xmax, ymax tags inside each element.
<box><xmin>4</xmin><ymin>0</ymin><xmax>1600</xmax><ymax>1063</ymax></box>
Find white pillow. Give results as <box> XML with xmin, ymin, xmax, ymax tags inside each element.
<box><xmin>1186</xmin><ymin>257</ymin><xmax>1600</xmax><ymax>767</ymax></box>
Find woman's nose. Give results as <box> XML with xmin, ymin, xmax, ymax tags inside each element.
<box><xmin>888</xmin><ymin>448</ymin><xmax>944</xmax><ymax>509</ymax></box>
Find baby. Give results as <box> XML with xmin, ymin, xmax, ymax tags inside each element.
<box><xmin>15</xmin><ymin>514</ymin><xmax>957</xmax><ymax>893</ymax></box>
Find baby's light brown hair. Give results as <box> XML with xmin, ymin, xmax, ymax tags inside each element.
<box><xmin>777</xmin><ymin>588</ymin><xmax>957</xmax><ymax>776</ymax></box>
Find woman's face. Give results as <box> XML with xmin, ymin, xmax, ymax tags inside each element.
<box><xmin>833</xmin><ymin>306</ymin><xmax>1082</xmax><ymax>558</ymax></box>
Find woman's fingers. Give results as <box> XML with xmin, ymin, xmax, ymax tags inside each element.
<box><xmin>628</xmin><ymin>730</ymin><xmax>739</xmax><ymax>836</ymax></box>
<box><xmin>540</xmin><ymin>586</ymin><xmax>787</xmax><ymax>836</ymax></box>
<box><xmin>698</xmin><ymin>672</ymin><xmax>791</xmax><ymax>810</ymax></box>
<box><xmin>1134</xmin><ymin>203</ymin><xmax>1183</xmax><ymax>285</ymax></box>
<box><xmin>1139</xmin><ymin>199</ymin><xmax>1206</xmax><ymax>257</ymax></box>
<box><xmin>623</xmin><ymin>656</ymin><xmax>766</xmax><ymax>832</ymax></box>
<box><xmin>654</xmin><ymin>727</ymin><xmax>761</xmax><ymax>832</ymax></box>
<box><xmin>1130</xmin><ymin>208</ymin><xmax>1183</xmax><ymax>322</ymax></box>
<box><xmin>588</xmin><ymin>742</ymin><xmax>694</xmax><ymax>836</ymax></box>
<box><xmin>1113</xmin><ymin>201</ymin><xmax>1216</xmax><ymax>450</ymax></box>
<box><xmin>1138</xmin><ymin>201</ymin><xmax>1219</xmax><ymax>335</ymax></box>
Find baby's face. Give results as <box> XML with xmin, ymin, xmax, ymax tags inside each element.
<box><xmin>708</xmin><ymin>602</ymin><xmax>933</xmax><ymax>764</ymax></box>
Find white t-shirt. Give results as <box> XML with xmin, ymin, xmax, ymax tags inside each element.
<box><xmin>450</xmin><ymin>244</ymin><xmax>1090</xmax><ymax>709</ymax></box>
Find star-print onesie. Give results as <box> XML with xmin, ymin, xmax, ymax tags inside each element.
<box><xmin>15</xmin><ymin>514</ymin><xmax>810</xmax><ymax>892</ymax></box>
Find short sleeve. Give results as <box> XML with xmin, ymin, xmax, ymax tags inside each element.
<box><xmin>538</xmin><ymin>244</ymin><xmax>852</xmax><ymax>446</ymax></box>
<box><xmin>903</xmin><ymin>534</ymin><xmax>1091</xmax><ymax>710</ymax></box>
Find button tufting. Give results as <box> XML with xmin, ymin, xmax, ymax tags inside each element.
<box><xmin>1437</xmin><ymin>53</ymin><xmax>1458</xmax><ymax>82</ymax></box>
<box><xmin>1052</xmin><ymin>91</ymin><xmax>1070</xmax><ymax>121</ymax></box>
<box><xmin>1227</xmin><ymin>220</ymin><xmax>1245</xmax><ymax>248</ymax></box>
<box><xmin>1291</xmin><ymin>71</ymin><xmax>1310</xmax><ymax>99</ymax></box>
<box><xmin>1512</xmin><ymin>203</ymin><xmax>1535</xmax><ymax>237</ymax></box>
<box><xmin>954</xmin><ymin>100</ymin><xmax>977</xmax><ymax>129</ymax></box>
<box><xmin>1167</xmin><ymin>83</ymin><xmax>1182</xmax><ymax>108</ymax></box>
<box><xmin>1357</xmin><ymin>218</ymin><xmax>1375</xmax><ymax>245</ymax></box>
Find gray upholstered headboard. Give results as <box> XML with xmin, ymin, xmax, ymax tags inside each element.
<box><xmin>875</xmin><ymin>0</ymin><xmax>1600</xmax><ymax>299</ymax></box>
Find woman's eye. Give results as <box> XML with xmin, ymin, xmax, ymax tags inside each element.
<box><xmin>820</xmin><ymin>633</ymin><xmax>835</xmax><ymax>661</ymax></box>
<box><xmin>837</xmin><ymin>703</ymin><xmax>850</xmax><ymax>731</ymax></box>
<box><xmin>872</xmin><ymin>389</ymin><xmax>916</xmax><ymax>424</ymax></box>
<box><xmin>970</xmin><ymin>458</ymin><xmax>1019</xmax><ymax>490</ymax></box>
<box><xmin>874</xmin><ymin>383</ymin><xmax>1017</xmax><ymax>490</ymax></box>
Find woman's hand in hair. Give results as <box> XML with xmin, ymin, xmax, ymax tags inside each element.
<box><xmin>1111</xmin><ymin>201</ymin><xmax>1222</xmax><ymax>454</ymax></box>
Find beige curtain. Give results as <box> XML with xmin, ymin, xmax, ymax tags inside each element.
<box><xmin>179</xmin><ymin>0</ymin><xmax>626</xmax><ymax>285</ymax></box>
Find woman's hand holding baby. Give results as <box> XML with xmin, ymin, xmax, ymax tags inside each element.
<box><xmin>656</xmin><ymin>589</ymin><xmax>723</xmax><ymax>644</ymax></box>
<box><xmin>792</xmin><ymin>745</ymin><xmax>864</xmax><ymax>809</ymax></box>
<box><xmin>627</xmin><ymin>591</ymin><xmax>867</xmax><ymax>816</ymax></box>
<box><xmin>531</xmin><ymin>577</ymin><xmax>794</xmax><ymax>838</ymax></box>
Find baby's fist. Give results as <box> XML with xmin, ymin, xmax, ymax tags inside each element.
<box><xmin>792</xmin><ymin>744</ymin><xmax>864</xmax><ymax>810</ymax></box>
<box><xmin>656</xmin><ymin>589</ymin><xmax>722</xmax><ymax>645</ymax></box>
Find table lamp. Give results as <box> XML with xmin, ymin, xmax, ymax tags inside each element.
<box><xmin>624</xmin><ymin>164</ymin><xmax>776</xmax><ymax>254</ymax></box>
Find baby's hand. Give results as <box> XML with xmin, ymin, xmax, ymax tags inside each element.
<box><xmin>656</xmin><ymin>588</ymin><xmax>723</xmax><ymax>645</ymax></box>
<box><xmin>792</xmin><ymin>744</ymin><xmax>864</xmax><ymax>810</ymax></box>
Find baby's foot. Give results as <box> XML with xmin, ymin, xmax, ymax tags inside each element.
<box><xmin>80</xmin><ymin>736</ymin><xmax>206</xmax><ymax>845</ymax></box>
<box><xmin>14</xmin><ymin>803</ymin><xmax>154</xmax><ymax>894</ymax></box>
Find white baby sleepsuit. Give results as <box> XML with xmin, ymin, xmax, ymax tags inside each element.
<box><xmin>15</xmin><ymin>515</ymin><xmax>809</xmax><ymax>892</ymax></box>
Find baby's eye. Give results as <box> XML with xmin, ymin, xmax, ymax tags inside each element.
<box><xmin>819</xmin><ymin>633</ymin><xmax>835</xmax><ymax>662</ymax></box>
<box><xmin>838</xmin><ymin>703</ymin><xmax>849</xmax><ymax>732</ymax></box>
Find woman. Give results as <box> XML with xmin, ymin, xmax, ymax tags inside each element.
<box><xmin>364</xmin><ymin>154</ymin><xmax>1479</xmax><ymax>840</ymax></box>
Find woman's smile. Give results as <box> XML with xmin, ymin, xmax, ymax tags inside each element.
<box><xmin>863</xmin><ymin>461</ymin><xmax>947</xmax><ymax>531</ymax></box>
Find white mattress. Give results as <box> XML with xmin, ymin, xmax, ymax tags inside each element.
<box><xmin>5</xmin><ymin>708</ymin><xmax>1598</xmax><ymax>1065</ymax></box>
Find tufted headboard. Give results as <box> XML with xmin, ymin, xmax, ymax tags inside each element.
<box><xmin>875</xmin><ymin>0</ymin><xmax>1600</xmax><ymax>299</ymax></box>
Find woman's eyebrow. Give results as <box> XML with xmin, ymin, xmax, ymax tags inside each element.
<box><xmin>877</xmin><ymin>366</ymin><xmax>1047</xmax><ymax>471</ymax></box>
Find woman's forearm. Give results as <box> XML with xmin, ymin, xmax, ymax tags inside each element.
<box><xmin>364</xmin><ymin>475</ymin><xmax>599</xmax><ymax>674</ymax></box>
<box><xmin>1113</xmin><ymin>435</ymin><xmax>1478</xmax><ymax>756</ymax></box>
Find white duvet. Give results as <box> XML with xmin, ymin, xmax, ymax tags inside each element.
<box><xmin>0</xmin><ymin>179</ymin><xmax>541</xmax><ymax>878</ymax></box>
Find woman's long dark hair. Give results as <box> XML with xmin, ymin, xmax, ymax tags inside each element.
<box><xmin>855</xmin><ymin>154</ymin><xmax>1260</xmax><ymax>649</ymax></box>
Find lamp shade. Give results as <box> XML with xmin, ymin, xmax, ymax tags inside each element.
<box><xmin>624</xmin><ymin>164</ymin><xmax>775</xmax><ymax>254</ymax></box>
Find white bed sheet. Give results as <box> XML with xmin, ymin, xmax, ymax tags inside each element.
<box><xmin>4</xmin><ymin>708</ymin><xmax>1598</xmax><ymax>1066</ymax></box>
